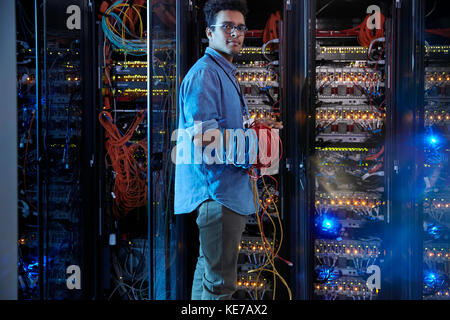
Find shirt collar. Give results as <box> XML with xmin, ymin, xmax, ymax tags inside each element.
<box><xmin>205</xmin><ymin>47</ymin><xmax>236</xmax><ymax>75</ymax></box>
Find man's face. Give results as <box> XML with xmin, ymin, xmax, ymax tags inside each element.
<box><xmin>207</xmin><ymin>10</ymin><xmax>246</xmax><ymax>57</ymax></box>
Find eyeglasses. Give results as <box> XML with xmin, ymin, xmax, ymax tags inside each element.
<box><xmin>210</xmin><ymin>23</ymin><xmax>248</xmax><ymax>35</ymax></box>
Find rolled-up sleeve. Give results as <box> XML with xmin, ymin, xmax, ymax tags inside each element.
<box><xmin>180</xmin><ymin>68</ymin><xmax>223</xmax><ymax>136</ymax></box>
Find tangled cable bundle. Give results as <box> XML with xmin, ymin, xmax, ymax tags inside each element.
<box><xmin>99</xmin><ymin>110</ymin><xmax>148</xmax><ymax>217</ymax></box>
<box><xmin>245</xmin><ymin>121</ymin><xmax>292</xmax><ymax>299</ymax></box>
<box><xmin>357</xmin><ymin>13</ymin><xmax>385</xmax><ymax>48</ymax></box>
<box><xmin>101</xmin><ymin>0</ymin><xmax>147</xmax><ymax>55</ymax></box>
<box><xmin>332</xmin><ymin>13</ymin><xmax>385</xmax><ymax>48</ymax></box>
<box><xmin>249</xmin><ymin>170</ymin><xmax>292</xmax><ymax>300</ymax></box>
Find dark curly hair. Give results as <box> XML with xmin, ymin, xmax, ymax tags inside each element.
<box><xmin>203</xmin><ymin>0</ymin><xmax>248</xmax><ymax>27</ymax></box>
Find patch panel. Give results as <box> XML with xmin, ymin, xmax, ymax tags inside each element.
<box><xmin>423</xmin><ymin>289</ymin><xmax>450</xmax><ymax>300</ymax></box>
<box><xmin>425</xmin><ymin>45</ymin><xmax>450</xmax><ymax>57</ymax></box>
<box><xmin>314</xmin><ymin>151</ymin><xmax>378</xmax><ymax>175</ymax></box>
<box><xmin>316</xmin><ymin>104</ymin><xmax>385</xmax><ymax>122</ymax></box>
<box><xmin>235</xmin><ymin>67</ymin><xmax>278</xmax><ymax>87</ymax></box>
<box><xmin>425</xmin><ymin>67</ymin><xmax>450</xmax><ymax>98</ymax></box>
<box><xmin>315</xmin><ymin>191</ymin><xmax>384</xmax><ymax>209</ymax></box>
<box><xmin>315</xmin><ymin>132</ymin><xmax>368</xmax><ymax>144</ymax></box>
<box><xmin>236</xmin><ymin>272</ymin><xmax>271</xmax><ymax>292</ymax></box>
<box><xmin>314</xmin><ymin>277</ymin><xmax>379</xmax><ymax>299</ymax></box>
<box><xmin>316</xmin><ymin>265</ymin><xmax>368</xmax><ymax>278</ymax></box>
<box><xmin>425</xmin><ymin>104</ymin><xmax>450</xmax><ymax>125</ymax></box>
<box><xmin>235</xmin><ymin>263</ymin><xmax>276</xmax><ymax>299</ymax></box>
<box><xmin>248</xmin><ymin>109</ymin><xmax>278</xmax><ymax>122</ymax></box>
<box><xmin>114</xmin><ymin>88</ymin><xmax>169</xmax><ymax>98</ymax></box>
<box><xmin>243</xmin><ymin>96</ymin><xmax>269</xmax><ymax>106</ymax></box>
<box><xmin>234</xmin><ymin>46</ymin><xmax>277</xmax><ymax>63</ymax></box>
<box><xmin>315</xmin><ymin>239</ymin><xmax>382</xmax><ymax>259</ymax></box>
<box><xmin>424</xmin><ymin>197</ymin><xmax>450</xmax><ymax>210</ymax></box>
<box><xmin>316</xmin><ymin>65</ymin><xmax>384</xmax><ymax>86</ymax></box>
<box><xmin>113</xmin><ymin>61</ymin><xmax>147</xmax><ymax>75</ymax></box>
<box><xmin>424</xmin><ymin>245</ymin><xmax>450</xmax><ymax>262</ymax></box>
<box><xmin>239</xmin><ymin>236</ymin><xmax>274</xmax><ymax>256</ymax></box>
<box><xmin>316</xmin><ymin>46</ymin><xmax>369</xmax><ymax>61</ymax></box>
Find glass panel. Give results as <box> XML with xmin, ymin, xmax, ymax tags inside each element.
<box><xmin>99</xmin><ymin>0</ymin><xmax>177</xmax><ymax>300</ymax></box>
<box><xmin>42</xmin><ymin>0</ymin><xmax>85</xmax><ymax>299</ymax></box>
<box><xmin>149</xmin><ymin>0</ymin><xmax>177</xmax><ymax>300</ymax></box>
<box><xmin>17</xmin><ymin>0</ymin><xmax>39</xmax><ymax>299</ymax></box>
<box><xmin>312</xmin><ymin>0</ymin><xmax>390</xmax><ymax>300</ymax></box>
<box><xmin>99</xmin><ymin>0</ymin><xmax>150</xmax><ymax>300</ymax></box>
<box><xmin>17</xmin><ymin>0</ymin><xmax>88</xmax><ymax>299</ymax></box>
<box><xmin>422</xmin><ymin>0</ymin><xmax>450</xmax><ymax>300</ymax></box>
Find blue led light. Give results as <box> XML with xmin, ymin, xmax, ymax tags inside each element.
<box><xmin>428</xmin><ymin>135</ymin><xmax>438</xmax><ymax>145</ymax></box>
<box><xmin>315</xmin><ymin>214</ymin><xmax>340</xmax><ymax>235</ymax></box>
<box><xmin>426</xmin><ymin>223</ymin><xmax>441</xmax><ymax>239</ymax></box>
<box><xmin>424</xmin><ymin>126</ymin><xmax>443</xmax><ymax>149</ymax></box>
<box><xmin>424</xmin><ymin>270</ymin><xmax>445</xmax><ymax>289</ymax></box>
<box><xmin>322</xmin><ymin>218</ymin><xmax>333</xmax><ymax>230</ymax></box>
<box><xmin>424</xmin><ymin>271</ymin><xmax>437</xmax><ymax>287</ymax></box>
<box><xmin>316</xmin><ymin>265</ymin><xmax>339</xmax><ymax>282</ymax></box>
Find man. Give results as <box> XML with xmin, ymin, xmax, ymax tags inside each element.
<box><xmin>174</xmin><ymin>0</ymin><xmax>281</xmax><ymax>300</ymax></box>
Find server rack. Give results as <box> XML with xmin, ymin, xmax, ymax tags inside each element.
<box><xmin>285</xmin><ymin>0</ymin><xmax>448</xmax><ymax>301</ymax></box>
<box><xmin>17</xmin><ymin>0</ymin><xmax>97</xmax><ymax>299</ymax></box>
<box><xmin>96</xmin><ymin>0</ymin><xmax>180</xmax><ymax>300</ymax></box>
<box><xmin>16</xmin><ymin>0</ymin><xmax>187</xmax><ymax>301</ymax></box>
<box><xmin>284</xmin><ymin>0</ymin><xmax>426</xmax><ymax>300</ymax></box>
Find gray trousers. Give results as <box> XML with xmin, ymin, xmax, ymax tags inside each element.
<box><xmin>191</xmin><ymin>200</ymin><xmax>246</xmax><ymax>300</ymax></box>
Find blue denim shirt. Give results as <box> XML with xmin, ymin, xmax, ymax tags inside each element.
<box><xmin>174</xmin><ymin>47</ymin><xmax>257</xmax><ymax>215</ymax></box>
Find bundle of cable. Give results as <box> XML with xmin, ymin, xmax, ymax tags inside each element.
<box><xmin>329</xmin><ymin>13</ymin><xmax>385</xmax><ymax>48</ymax></box>
<box><xmin>357</xmin><ymin>13</ymin><xmax>386</xmax><ymax>48</ymax></box>
<box><xmin>248</xmin><ymin>120</ymin><xmax>282</xmax><ymax>171</ymax></box>
<box><xmin>99</xmin><ymin>110</ymin><xmax>148</xmax><ymax>216</ymax></box>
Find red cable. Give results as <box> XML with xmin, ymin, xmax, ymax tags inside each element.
<box><xmin>366</xmin><ymin>145</ymin><xmax>384</xmax><ymax>161</ymax></box>
<box><xmin>99</xmin><ymin>110</ymin><xmax>148</xmax><ymax>217</ymax></box>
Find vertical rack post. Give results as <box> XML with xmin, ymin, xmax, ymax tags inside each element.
<box><xmin>147</xmin><ymin>0</ymin><xmax>154</xmax><ymax>301</ymax></box>
<box><xmin>283</xmin><ymin>0</ymin><xmax>316</xmax><ymax>300</ymax></box>
<box><xmin>388</xmin><ymin>0</ymin><xmax>425</xmax><ymax>300</ymax></box>
<box><xmin>0</xmin><ymin>0</ymin><xmax>18</xmax><ymax>300</ymax></box>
